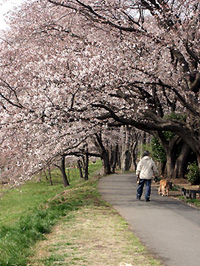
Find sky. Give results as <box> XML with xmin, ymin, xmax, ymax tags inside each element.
<box><xmin>0</xmin><ymin>0</ymin><xmax>26</xmax><ymax>29</ymax></box>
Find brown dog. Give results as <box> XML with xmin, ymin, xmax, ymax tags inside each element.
<box><xmin>158</xmin><ymin>179</ymin><xmax>171</xmax><ymax>196</ymax></box>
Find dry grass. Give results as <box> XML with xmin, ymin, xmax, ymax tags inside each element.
<box><xmin>28</xmin><ymin>205</ymin><xmax>162</xmax><ymax>266</ymax></box>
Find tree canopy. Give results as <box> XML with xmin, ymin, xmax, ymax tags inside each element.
<box><xmin>0</xmin><ymin>0</ymin><xmax>199</xmax><ymax>184</ymax></box>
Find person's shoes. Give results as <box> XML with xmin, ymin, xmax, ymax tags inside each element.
<box><xmin>136</xmin><ymin>197</ymin><xmax>141</xmax><ymax>200</ymax></box>
<box><xmin>145</xmin><ymin>198</ymin><xmax>150</xmax><ymax>202</ymax></box>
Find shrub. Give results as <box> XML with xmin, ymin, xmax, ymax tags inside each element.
<box><xmin>187</xmin><ymin>163</ymin><xmax>200</xmax><ymax>185</ymax></box>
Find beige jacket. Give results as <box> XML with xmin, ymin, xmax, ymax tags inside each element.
<box><xmin>136</xmin><ymin>156</ymin><xmax>157</xmax><ymax>180</ymax></box>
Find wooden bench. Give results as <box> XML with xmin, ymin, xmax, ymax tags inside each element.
<box><xmin>181</xmin><ymin>188</ymin><xmax>200</xmax><ymax>199</ymax></box>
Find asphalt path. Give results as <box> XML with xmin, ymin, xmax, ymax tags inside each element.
<box><xmin>98</xmin><ymin>172</ymin><xmax>200</xmax><ymax>266</ymax></box>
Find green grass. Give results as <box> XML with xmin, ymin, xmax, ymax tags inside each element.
<box><xmin>42</xmin><ymin>254</ymin><xmax>66</xmax><ymax>265</ymax></box>
<box><xmin>186</xmin><ymin>198</ymin><xmax>200</xmax><ymax>207</ymax></box>
<box><xmin>0</xmin><ymin>161</ymin><xmax>102</xmax><ymax>266</ymax></box>
<box><xmin>0</xmin><ymin>160</ymin><xmax>163</xmax><ymax>266</ymax></box>
<box><xmin>0</xmin><ymin>161</ymin><xmax>102</xmax><ymax>227</ymax></box>
<box><xmin>30</xmin><ymin>201</ymin><xmax>163</xmax><ymax>266</ymax></box>
<box><xmin>0</xmin><ymin>179</ymin><xmax>63</xmax><ymax>226</ymax></box>
<box><xmin>170</xmin><ymin>184</ymin><xmax>181</xmax><ymax>191</ymax></box>
<box><xmin>179</xmin><ymin>196</ymin><xmax>200</xmax><ymax>207</ymax></box>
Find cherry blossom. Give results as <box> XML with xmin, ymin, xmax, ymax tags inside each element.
<box><xmin>0</xmin><ymin>0</ymin><xmax>199</xmax><ymax>184</ymax></box>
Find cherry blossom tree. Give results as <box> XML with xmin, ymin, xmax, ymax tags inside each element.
<box><xmin>0</xmin><ymin>0</ymin><xmax>199</xmax><ymax>184</ymax></box>
<box><xmin>0</xmin><ymin>0</ymin><xmax>137</xmax><ymax>183</ymax></box>
<box><xmin>44</xmin><ymin>0</ymin><xmax>199</xmax><ymax>168</ymax></box>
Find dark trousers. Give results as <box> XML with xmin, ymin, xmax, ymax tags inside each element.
<box><xmin>137</xmin><ymin>179</ymin><xmax>152</xmax><ymax>200</ymax></box>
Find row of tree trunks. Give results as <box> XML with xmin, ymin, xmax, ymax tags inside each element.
<box><xmin>43</xmin><ymin>165</ymin><xmax>53</xmax><ymax>185</ymax></box>
<box><xmin>155</xmin><ymin>131</ymin><xmax>194</xmax><ymax>179</ymax></box>
<box><xmin>102</xmin><ymin>130</ymin><xmax>195</xmax><ymax>179</ymax></box>
<box><xmin>93</xmin><ymin>128</ymin><xmax>140</xmax><ymax>175</ymax></box>
<box><xmin>46</xmin><ymin>129</ymin><xmax>191</xmax><ymax>186</ymax></box>
<box><xmin>46</xmin><ymin>128</ymin><xmax>192</xmax><ymax>186</ymax></box>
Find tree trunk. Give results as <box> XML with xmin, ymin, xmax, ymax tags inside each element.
<box><xmin>67</xmin><ymin>168</ymin><xmax>70</xmax><ymax>182</ymax></box>
<box><xmin>109</xmin><ymin>144</ymin><xmax>118</xmax><ymax>173</ymax></box>
<box><xmin>43</xmin><ymin>170</ymin><xmax>49</xmax><ymax>181</ymax></box>
<box><xmin>155</xmin><ymin>132</ymin><xmax>179</xmax><ymax>179</ymax></box>
<box><xmin>77</xmin><ymin>159</ymin><xmax>83</xmax><ymax>179</ymax></box>
<box><xmin>165</xmin><ymin>151</ymin><xmax>176</xmax><ymax>179</ymax></box>
<box><xmin>122</xmin><ymin>151</ymin><xmax>132</xmax><ymax>172</ymax></box>
<box><xmin>37</xmin><ymin>171</ymin><xmax>42</xmax><ymax>182</ymax></box>
<box><xmin>94</xmin><ymin>133</ymin><xmax>112</xmax><ymax>175</ymax></box>
<box><xmin>158</xmin><ymin>161</ymin><xmax>166</xmax><ymax>176</ymax></box>
<box><xmin>172</xmin><ymin>143</ymin><xmax>190</xmax><ymax>179</ymax></box>
<box><xmin>48</xmin><ymin>165</ymin><xmax>53</xmax><ymax>186</ymax></box>
<box><xmin>131</xmin><ymin>142</ymin><xmax>138</xmax><ymax>171</ymax></box>
<box><xmin>197</xmin><ymin>156</ymin><xmax>200</xmax><ymax>170</ymax></box>
<box><xmin>102</xmin><ymin>151</ymin><xmax>111</xmax><ymax>175</ymax></box>
<box><xmin>84</xmin><ymin>153</ymin><xmax>89</xmax><ymax>181</ymax></box>
<box><xmin>121</xmin><ymin>126</ymin><xmax>132</xmax><ymax>172</ymax></box>
<box><xmin>60</xmin><ymin>156</ymin><xmax>70</xmax><ymax>187</ymax></box>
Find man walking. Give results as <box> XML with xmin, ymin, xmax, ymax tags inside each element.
<box><xmin>136</xmin><ymin>150</ymin><xmax>158</xmax><ymax>202</ymax></box>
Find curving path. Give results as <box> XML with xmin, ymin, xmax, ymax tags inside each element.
<box><xmin>98</xmin><ymin>172</ymin><xmax>200</xmax><ymax>266</ymax></box>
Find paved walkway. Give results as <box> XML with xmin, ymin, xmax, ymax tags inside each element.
<box><xmin>98</xmin><ymin>173</ymin><xmax>200</xmax><ymax>266</ymax></box>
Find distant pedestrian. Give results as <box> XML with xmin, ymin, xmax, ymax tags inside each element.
<box><xmin>136</xmin><ymin>150</ymin><xmax>158</xmax><ymax>202</ymax></box>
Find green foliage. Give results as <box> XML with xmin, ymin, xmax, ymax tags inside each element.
<box><xmin>151</xmin><ymin>131</ymin><xmax>175</xmax><ymax>162</ymax></box>
<box><xmin>185</xmin><ymin>198</ymin><xmax>200</xmax><ymax>207</ymax></box>
<box><xmin>0</xmin><ymin>160</ymin><xmax>102</xmax><ymax>266</ymax></box>
<box><xmin>170</xmin><ymin>184</ymin><xmax>181</xmax><ymax>191</ymax></box>
<box><xmin>152</xmin><ymin>137</ymin><xmax>166</xmax><ymax>162</ymax></box>
<box><xmin>179</xmin><ymin>196</ymin><xmax>200</xmax><ymax>208</ymax></box>
<box><xmin>187</xmin><ymin>162</ymin><xmax>200</xmax><ymax>185</ymax></box>
<box><xmin>151</xmin><ymin>113</ymin><xmax>186</xmax><ymax>162</ymax></box>
<box><xmin>165</xmin><ymin>112</ymin><xmax>186</xmax><ymax>122</ymax></box>
<box><xmin>137</xmin><ymin>143</ymin><xmax>152</xmax><ymax>159</ymax></box>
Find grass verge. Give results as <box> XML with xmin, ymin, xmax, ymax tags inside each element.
<box><xmin>178</xmin><ymin>196</ymin><xmax>200</xmax><ymax>208</ymax></box>
<box><xmin>29</xmin><ymin>180</ymin><xmax>163</xmax><ymax>266</ymax></box>
<box><xmin>0</xmin><ymin>162</ymin><xmax>163</xmax><ymax>266</ymax></box>
<box><xmin>0</xmin><ymin>162</ymin><xmax>101</xmax><ymax>265</ymax></box>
